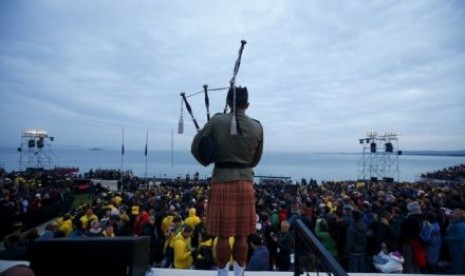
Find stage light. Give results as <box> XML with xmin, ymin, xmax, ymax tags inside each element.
<box><xmin>367</xmin><ymin>131</ymin><xmax>378</xmax><ymax>138</ymax></box>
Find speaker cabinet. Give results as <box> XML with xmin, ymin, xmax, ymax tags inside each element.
<box><xmin>385</xmin><ymin>142</ymin><xmax>393</xmax><ymax>153</ymax></box>
<box><xmin>30</xmin><ymin>236</ymin><xmax>150</xmax><ymax>276</ymax></box>
<box><xmin>370</xmin><ymin>142</ymin><xmax>377</xmax><ymax>153</ymax></box>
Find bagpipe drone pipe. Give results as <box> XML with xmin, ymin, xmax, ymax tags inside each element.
<box><xmin>177</xmin><ymin>40</ymin><xmax>247</xmax><ymax>166</ymax></box>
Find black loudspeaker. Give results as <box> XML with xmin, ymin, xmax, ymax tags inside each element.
<box><xmin>370</xmin><ymin>142</ymin><xmax>377</xmax><ymax>153</ymax></box>
<box><xmin>28</xmin><ymin>139</ymin><xmax>35</xmax><ymax>148</ymax></box>
<box><xmin>385</xmin><ymin>142</ymin><xmax>393</xmax><ymax>153</ymax></box>
<box><xmin>384</xmin><ymin>177</ymin><xmax>394</xmax><ymax>183</ymax></box>
<box><xmin>30</xmin><ymin>236</ymin><xmax>150</xmax><ymax>276</ymax></box>
<box><xmin>37</xmin><ymin>138</ymin><xmax>44</xmax><ymax>149</ymax></box>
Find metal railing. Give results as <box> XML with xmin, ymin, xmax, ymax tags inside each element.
<box><xmin>294</xmin><ymin>219</ymin><xmax>348</xmax><ymax>276</ymax></box>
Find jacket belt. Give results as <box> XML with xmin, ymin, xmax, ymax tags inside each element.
<box><xmin>215</xmin><ymin>162</ymin><xmax>251</xmax><ymax>168</ymax></box>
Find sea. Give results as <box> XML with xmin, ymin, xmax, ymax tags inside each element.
<box><xmin>1</xmin><ymin>147</ymin><xmax>464</xmax><ymax>183</ymax></box>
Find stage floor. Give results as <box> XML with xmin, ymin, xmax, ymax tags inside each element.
<box><xmin>151</xmin><ymin>268</ymin><xmax>409</xmax><ymax>276</ymax></box>
<box><xmin>0</xmin><ymin>261</ymin><xmax>433</xmax><ymax>276</ymax></box>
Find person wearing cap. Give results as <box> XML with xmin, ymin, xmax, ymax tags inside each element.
<box><xmin>191</xmin><ymin>86</ymin><xmax>264</xmax><ymax>276</ymax></box>
<box><xmin>400</xmin><ymin>201</ymin><xmax>426</xmax><ymax>273</ymax></box>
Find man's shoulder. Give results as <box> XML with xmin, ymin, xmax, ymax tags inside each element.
<box><xmin>211</xmin><ymin>112</ymin><xmax>227</xmax><ymax>118</ymax></box>
<box><xmin>210</xmin><ymin>113</ymin><xmax>229</xmax><ymax>122</ymax></box>
<box><xmin>249</xmin><ymin>118</ymin><xmax>263</xmax><ymax>132</ymax></box>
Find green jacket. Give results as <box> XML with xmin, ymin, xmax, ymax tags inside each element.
<box><xmin>191</xmin><ymin>109</ymin><xmax>263</xmax><ymax>182</ymax></box>
<box><xmin>315</xmin><ymin>222</ymin><xmax>338</xmax><ymax>257</ymax></box>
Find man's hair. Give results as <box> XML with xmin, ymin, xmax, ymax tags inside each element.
<box><xmin>352</xmin><ymin>210</ymin><xmax>362</xmax><ymax>221</ymax></box>
<box><xmin>227</xmin><ymin>86</ymin><xmax>248</xmax><ymax>108</ymax></box>
<box><xmin>173</xmin><ymin>215</ymin><xmax>182</xmax><ymax>223</ymax></box>
<box><xmin>183</xmin><ymin>225</ymin><xmax>193</xmax><ymax>233</ymax></box>
<box><xmin>249</xmin><ymin>234</ymin><xmax>263</xmax><ymax>246</ymax></box>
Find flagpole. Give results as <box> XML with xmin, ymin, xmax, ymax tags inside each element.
<box><xmin>121</xmin><ymin>128</ymin><xmax>125</xmax><ymax>181</ymax></box>
<box><xmin>171</xmin><ymin>129</ymin><xmax>174</xmax><ymax>168</ymax></box>
<box><xmin>144</xmin><ymin>129</ymin><xmax>148</xmax><ymax>181</ymax></box>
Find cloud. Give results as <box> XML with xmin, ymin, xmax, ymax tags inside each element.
<box><xmin>0</xmin><ymin>0</ymin><xmax>464</xmax><ymax>152</ymax></box>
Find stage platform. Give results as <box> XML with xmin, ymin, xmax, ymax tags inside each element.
<box><xmin>0</xmin><ymin>261</ymin><xmax>437</xmax><ymax>276</ymax></box>
<box><xmin>150</xmin><ymin>268</ymin><xmax>408</xmax><ymax>276</ymax></box>
<box><xmin>151</xmin><ymin>268</ymin><xmax>294</xmax><ymax>276</ymax></box>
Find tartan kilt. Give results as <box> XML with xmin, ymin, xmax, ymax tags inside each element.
<box><xmin>206</xmin><ymin>180</ymin><xmax>256</xmax><ymax>237</ymax></box>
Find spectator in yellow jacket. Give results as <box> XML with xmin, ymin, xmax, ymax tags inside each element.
<box><xmin>57</xmin><ymin>214</ymin><xmax>73</xmax><ymax>236</ymax></box>
<box><xmin>174</xmin><ymin>225</ymin><xmax>195</xmax><ymax>269</ymax></box>
<box><xmin>79</xmin><ymin>207</ymin><xmax>98</xmax><ymax>230</ymax></box>
<box><xmin>184</xmin><ymin>207</ymin><xmax>201</xmax><ymax>230</ymax></box>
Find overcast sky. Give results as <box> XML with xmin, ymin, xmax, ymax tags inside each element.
<box><xmin>1</xmin><ymin>0</ymin><xmax>464</xmax><ymax>153</ymax></box>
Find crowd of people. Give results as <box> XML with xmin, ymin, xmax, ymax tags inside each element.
<box><xmin>0</xmin><ymin>167</ymin><xmax>75</xmax><ymax>242</ymax></box>
<box><xmin>420</xmin><ymin>164</ymin><xmax>465</xmax><ymax>181</ymax></box>
<box><xmin>0</xmin><ymin>164</ymin><xmax>464</xmax><ymax>274</ymax></box>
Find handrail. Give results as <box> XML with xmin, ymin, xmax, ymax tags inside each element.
<box><xmin>294</xmin><ymin>219</ymin><xmax>348</xmax><ymax>276</ymax></box>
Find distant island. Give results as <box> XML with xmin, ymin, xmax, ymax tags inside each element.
<box><xmin>89</xmin><ymin>147</ymin><xmax>104</xmax><ymax>151</ymax></box>
<box><xmin>402</xmin><ymin>150</ymin><xmax>465</xmax><ymax>157</ymax></box>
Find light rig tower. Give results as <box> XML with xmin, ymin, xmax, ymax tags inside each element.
<box><xmin>17</xmin><ymin>130</ymin><xmax>57</xmax><ymax>171</ymax></box>
<box><xmin>357</xmin><ymin>131</ymin><xmax>402</xmax><ymax>182</ymax></box>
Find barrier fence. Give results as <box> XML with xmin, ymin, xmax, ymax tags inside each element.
<box><xmin>294</xmin><ymin>219</ymin><xmax>348</xmax><ymax>276</ymax></box>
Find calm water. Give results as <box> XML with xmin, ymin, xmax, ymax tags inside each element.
<box><xmin>1</xmin><ymin>147</ymin><xmax>464</xmax><ymax>183</ymax></box>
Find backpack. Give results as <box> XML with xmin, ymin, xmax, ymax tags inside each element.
<box><xmin>419</xmin><ymin>220</ymin><xmax>433</xmax><ymax>244</ymax></box>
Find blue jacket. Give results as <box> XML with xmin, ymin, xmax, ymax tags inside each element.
<box><xmin>247</xmin><ymin>245</ymin><xmax>270</xmax><ymax>271</ymax></box>
<box><xmin>445</xmin><ymin>220</ymin><xmax>465</xmax><ymax>254</ymax></box>
<box><xmin>421</xmin><ymin>221</ymin><xmax>441</xmax><ymax>265</ymax></box>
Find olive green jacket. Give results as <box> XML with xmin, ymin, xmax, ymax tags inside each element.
<box><xmin>191</xmin><ymin>109</ymin><xmax>263</xmax><ymax>182</ymax></box>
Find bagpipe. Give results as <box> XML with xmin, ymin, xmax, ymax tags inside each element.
<box><xmin>178</xmin><ymin>40</ymin><xmax>247</xmax><ymax>136</ymax></box>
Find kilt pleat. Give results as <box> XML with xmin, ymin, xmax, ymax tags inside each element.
<box><xmin>206</xmin><ymin>180</ymin><xmax>256</xmax><ymax>237</ymax></box>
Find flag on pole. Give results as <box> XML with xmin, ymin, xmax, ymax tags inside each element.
<box><xmin>121</xmin><ymin>128</ymin><xmax>125</xmax><ymax>155</ymax></box>
<box><xmin>144</xmin><ymin>130</ymin><xmax>148</xmax><ymax>156</ymax></box>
